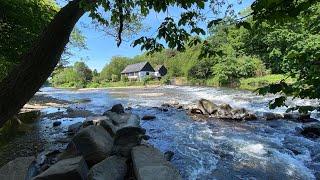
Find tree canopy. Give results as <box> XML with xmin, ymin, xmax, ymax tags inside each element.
<box><xmin>0</xmin><ymin>0</ymin><xmax>319</xmax><ymax>127</ymax></box>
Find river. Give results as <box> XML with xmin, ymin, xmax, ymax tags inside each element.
<box><xmin>1</xmin><ymin>85</ymin><xmax>319</xmax><ymax>179</ymax></box>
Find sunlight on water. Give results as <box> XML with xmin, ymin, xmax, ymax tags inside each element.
<box><xmin>240</xmin><ymin>144</ymin><xmax>267</xmax><ymax>156</ymax></box>
<box><xmin>36</xmin><ymin>86</ymin><xmax>320</xmax><ymax>179</ymax></box>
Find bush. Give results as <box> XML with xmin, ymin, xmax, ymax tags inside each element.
<box><xmin>51</xmin><ymin>68</ymin><xmax>85</xmax><ymax>88</ymax></box>
<box><xmin>111</xmin><ymin>74</ymin><xmax>119</xmax><ymax>82</ymax></box>
<box><xmin>121</xmin><ymin>75</ymin><xmax>129</xmax><ymax>82</ymax></box>
<box><xmin>161</xmin><ymin>75</ymin><xmax>171</xmax><ymax>85</ymax></box>
<box><xmin>142</xmin><ymin>75</ymin><xmax>153</xmax><ymax>85</ymax></box>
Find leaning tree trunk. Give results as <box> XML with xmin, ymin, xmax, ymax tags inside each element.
<box><xmin>0</xmin><ymin>0</ymin><xmax>87</xmax><ymax>127</ymax></box>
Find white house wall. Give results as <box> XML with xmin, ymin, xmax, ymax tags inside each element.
<box><xmin>124</xmin><ymin>71</ymin><xmax>154</xmax><ymax>80</ymax></box>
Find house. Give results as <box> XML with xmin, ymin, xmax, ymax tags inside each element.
<box><xmin>121</xmin><ymin>61</ymin><xmax>155</xmax><ymax>80</ymax></box>
<box><xmin>154</xmin><ymin>65</ymin><xmax>167</xmax><ymax>78</ymax></box>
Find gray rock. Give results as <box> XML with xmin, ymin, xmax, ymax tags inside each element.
<box><xmin>72</xmin><ymin>126</ymin><xmax>113</xmax><ymax>166</ymax></box>
<box><xmin>112</xmin><ymin>127</ymin><xmax>147</xmax><ymax>157</ymax></box>
<box><xmin>88</xmin><ymin>156</ymin><xmax>127</xmax><ymax>180</ymax></box>
<box><xmin>103</xmin><ymin>112</ymin><xmax>139</xmax><ymax>126</ymax></box>
<box><xmin>141</xmin><ymin>115</ymin><xmax>156</xmax><ymax>121</ymax></box>
<box><xmin>68</xmin><ymin>122</ymin><xmax>83</xmax><ymax>134</ymax></box>
<box><xmin>164</xmin><ymin>151</ymin><xmax>174</xmax><ymax>161</ymax></box>
<box><xmin>17</xmin><ymin>110</ymin><xmax>41</xmax><ymax>123</ymax></box>
<box><xmin>0</xmin><ymin>156</ymin><xmax>35</xmax><ymax>180</ymax></box>
<box><xmin>83</xmin><ymin>116</ymin><xmax>108</xmax><ymax>128</ymax></box>
<box><xmin>132</xmin><ymin>145</ymin><xmax>181</xmax><ymax>180</ymax></box>
<box><xmin>284</xmin><ymin>113</ymin><xmax>317</xmax><ymax>123</ymax></box>
<box><xmin>263</xmin><ymin>112</ymin><xmax>284</xmax><ymax>120</ymax></box>
<box><xmin>190</xmin><ymin>108</ymin><xmax>203</xmax><ymax>114</ymax></box>
<box><xmin>53</xmin><ymin>121</ymin><xmax>61</xmax><ymax>127</ymax></box>
<box><xmin>99</xmin><ymin>112</ymin><xmax>146</xmax><ymax>157</ymax></box>
<box><xmin>197</xmin><ymin>99</ymin><xmax>218</xmax><ymax>115</ymax></box>
<box><xmin>34</xmin><ymin>156</ymin><xmax>88</xmax><ymax>180</ymax></box>
<box><xmin>103</xmin><ymin>104</ymin><xmax>125</xmax><ymax>115</ymax></box>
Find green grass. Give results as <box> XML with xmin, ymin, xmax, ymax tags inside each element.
<box><xmin>239</xmin><ymin>74</ymin><xmax>294</xmax><ymax>91</ymax></box>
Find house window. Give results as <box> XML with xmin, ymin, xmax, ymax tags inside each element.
<box><xmin>146</xmin><ymin>72</ymin><xmax>149</xmax><ymax>75</ymax></box>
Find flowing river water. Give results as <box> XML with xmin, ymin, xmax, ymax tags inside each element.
<box><xmin>1</xmin><ymin>85</ymin><xmax>320</xmax><ymax>179</ymax></box>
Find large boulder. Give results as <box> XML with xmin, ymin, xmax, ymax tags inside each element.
<box><xmin>131</xmin><ymin>145</ymin><xmax>181</xmax><ymax>180</ymax></box>
<box><xmin>34</xmin><ymin>156</ymin><xmax>88</xmax><ymax>180</ymax></box>
<box><xmin>88</xmin><ymin>156</ymin><xmax>127</xmax><ymax>180</ymax></box>
<box><xmin>71</xmin><ymin>126</ymin><xmax>114</xmax><ymax>166</ymax></box>
<box><xmin>0</xmin><ymin>156</ymin><xmax>36</xmax><ymax>180</ymax></box>
<box><xmin>196</xmin><ymin>99</ymin><xmax>218</xmax><ymax>115</ymax></box>
<box><xmin>68</xmin><ymin>122</ymin><xmax>83</xmax><ymax>135</ymax></box>
<box><xmin>100</xmin><ymin>112</ymin><xmax>147</xmax><ymax>157</ymax></box>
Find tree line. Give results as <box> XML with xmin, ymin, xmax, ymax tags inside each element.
<box><xmin>0</xmin><ymin>0</ymin><xmax>318</xmax><ymax>127</ymax></box>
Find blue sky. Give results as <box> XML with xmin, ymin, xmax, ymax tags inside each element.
<box><xmin>57</xmin><ymin>0</ymin><xmax>254</xmax><ymax>71</ymax></box>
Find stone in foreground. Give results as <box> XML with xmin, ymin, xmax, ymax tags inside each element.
<box><xmin>88</xmin><ymin>156</ymin><xmax>127</xmax><ymax>180</ymax></box>
<box><xmin>100</xmin><ymin>112</ymin><xmax>146</xmax><ymax>157</ymax></box>
<box><xmin>68</xmin><ymin>122</ymin><xmax>83</xmax><ymax>134</ymax></box>
<box><xmin>72</xmin><ymin>125</ymin><xmax>113</xmax><ymax>166</ymax></box>
<box><xmin>132</xmin><ymin>145</ymin><xmax>181</xmax><ymax>180</ymax></box>
<box><xmin>0</xmin><ymin>156</ymin><xmax>35</xmax><ymax>180</ymax></box>
<box><xmin>34</xmin><ymin>156</ymin><xmax>88</xmax><ymax>180</ymax></box>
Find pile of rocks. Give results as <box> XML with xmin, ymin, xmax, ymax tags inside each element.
<box><xmin>161</xmin><ymin>99</ymin><xmax>318</xmax><ymax>123</ymax></box>
<box><xmin>0</xmin><ymin>104</ymin><xmax>181</xmax><ymax>180</ymax></box>
<box><xmin>184</xmin><ymin>99</ymin><xmax>257</xmax><ymax>121</ymax></box>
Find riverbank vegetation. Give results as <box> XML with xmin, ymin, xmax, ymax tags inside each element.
<box><xmin>0</xmin><ymin>0</ymin><xmax>319</xmax><ymax>127</ymax></box>
<box><xmin>50</xmin><ymin>2</ymin><xmax>320</xmax><ymax>91</ymax></box>
<box><xmin>49</xmin><ymin>1</ymin><xmax>319</xmax><ymax>113</ymax></box>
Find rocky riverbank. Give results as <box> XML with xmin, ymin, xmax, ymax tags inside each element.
<box><xmin>0</xmin><ymin>104</ymin><xmax>181</xmax><ymax>180</ymax></box>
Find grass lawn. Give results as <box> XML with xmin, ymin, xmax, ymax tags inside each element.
<box><xmin>239</xmin><ymin>74</ymin><xmax>294</xmax><ymax>91</ymax></box>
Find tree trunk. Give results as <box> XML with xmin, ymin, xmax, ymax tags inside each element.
<box><xmin>0</xmin><ymin>0</ymin><xmax>86</xmax><ymax>127</ymax></box>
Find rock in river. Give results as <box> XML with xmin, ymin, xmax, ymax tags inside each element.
<box><xmin>196</xmin><ymin>99</ymin><xmax>218</xmax><ymax>115</ymax></box>
<box><xmin>301</xmin><ymin>123</ymin><xmax>320</xmax><ymax>138</ymax></box>
<box><xmin>34</xmin><ymin>156</ymin><xmax>88</xmax><ymax>180</ymax></box>
<box><xmin>141</xmin><ymin>115</ymin><xmax>156</xmax><ymax>121</ymax></box>
<box><xmin>71</xmin><ymin>125</ymin><xmax>114</xmax><ymax>166</ymax></box>
<box><xmin>53</xmin><ymin>121</ymin><xmax>61</xmax><ymax>127</ymax></box>
<box><xmin>83</xmin><ymin>116</ymin><xmax>107</xmax><ymax>128</ymax></box>
<box><xmin>103</xmin><ymin>104</ymin><xmax>125</xmax><ymax>115</ymax></box>
<box><xmin>100</xmin><ymin>112</ymin><xmax>147</xmax><ymax>157</ymax></box>
<box><xmin>0</xmin><ymin>156</ymin><xmax>36</xmax><ymax>180</ymax></box>
<box><xmin>131</xmin><ymin>145</ymin><xmax>181</xmax><ymax>180</ymax></box>
<box><xmin>263</xmin><ymin>112</ymin><xmax>284</xmax><ymax>120</ymax></box>
<box><xmin>88</xmin><ymin>155</ymin><xmax>127</xmax><ymax>180</ymax></box>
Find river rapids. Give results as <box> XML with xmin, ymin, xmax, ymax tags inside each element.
<box><xmin>1</xmin><ymin>85</ymin><xmax>320</xmax><ymax>179</ymax></box>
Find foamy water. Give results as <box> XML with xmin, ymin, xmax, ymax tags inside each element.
<box><xmin>39</xmin><ymin>86</ymin><xmax>320</xmax><ymax>179</ymax></box>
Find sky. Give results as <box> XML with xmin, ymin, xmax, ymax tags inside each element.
<box><xmin>57</xmin><ymin>0</ymin><xmax>254</xmax><ymax>72</ymax></box>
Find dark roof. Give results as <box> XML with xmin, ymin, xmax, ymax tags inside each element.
<box><xmin>121</xmin><ymin>61</ymin><xmax>155</xmax><ymax>74</ymax></box>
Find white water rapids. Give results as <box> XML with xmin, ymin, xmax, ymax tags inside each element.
<box><xmin>33</xmin><ymin>86</ymin><xmax>320</xmax><ymax>179</ymax></box>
